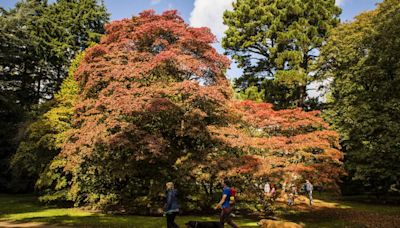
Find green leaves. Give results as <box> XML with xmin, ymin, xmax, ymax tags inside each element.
<box><xmin>223</xmin><ymin>0</ymin><xmax>340</xmax><ymax>108</ymax></box>
<box><xmin>0</xmin><ymin>0</ymin><xmax>109</xmax><ymax>110</ymax></box>
<box><xmin>234</xmin><ymin>86</ymin><xmax>265</xmax><ymax>102</ymax></box>
<box><xmin>0</xmin><ymin>0</ymin><xmax>108</xmax><ymax>192</ymax></box>
<box><xmin>319</xmin><ymin>0</ymin><xmax>400</xmax><ymax>194</ymax></box>
<box><xmin>10</xmin><ymin>52</ymin><xmax>84</xmax><ymax>192</ymax></box>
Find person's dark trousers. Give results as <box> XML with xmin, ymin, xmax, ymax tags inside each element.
<box><xmin>219</xmin><ymin>207</ymin><xmax>239</xmax><ymax>228</ymax></box>
<box><xmin>166</xmin><ymin>212</ymin><xmax>179</xmax><ymax>228</ymax></box>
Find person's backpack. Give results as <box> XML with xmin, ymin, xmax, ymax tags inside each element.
<box><xmin>229</xmin><ymin>187</ymin><xmax>237</xmax><ymax>205</ymax></box>
<box><xmin>300</xmin><ymin>184</ymin><xmax>306</xmax><ymax>193</ymax></box>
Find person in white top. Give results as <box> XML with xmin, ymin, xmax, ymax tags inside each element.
<box><xmin>264</xmin><ymin>181</ymin><xmax>271</xmax><ymax>194</ymax></box>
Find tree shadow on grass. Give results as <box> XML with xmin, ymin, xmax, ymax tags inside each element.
<box><xmin>278</xmin><ymin>201</ymin><xmax>400</xmax><ymax>228</ymax></box>
<box><xmin>0</xmin><ymin>194</ymin><xmax>44</xmax><ymax>215</ymax></box>
<box><xmin>280</xmin><ymin>208</ymin><xmax>365</xmax><ymax>228</ymax></box>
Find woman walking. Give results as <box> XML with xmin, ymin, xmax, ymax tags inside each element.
<box><xmin>165</xmin><ymin>182</ymin><xmax>180</xmax><ymax>228</ymax></box>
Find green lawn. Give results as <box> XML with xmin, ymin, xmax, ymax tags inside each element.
<box><xmin>0</xmin><ymin>194</ymin><xmax>399</xmax><ymax>227</ymax></box>
<box><xmin>0</xmin><ymin>194</ymin><xmax>258</xmax><ymax>227</ymax></box>
<box><xmin>276</xmin><ymin>195</ymin><xmax>400</xmax><ymax>228</ymax></box>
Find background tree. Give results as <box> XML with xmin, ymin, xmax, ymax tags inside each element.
<box><xmin>0</xmin><ymin>91</ymin><xmax>24</xmax><ymax>191</ymax></box>
<box><xmin>318</xmin><ymin>0</ymin><xmax>400</xmax><ymax>196</ymax></box>
<box><xmin>234</xmin><ymin>85</ymin><xmax>265</xmax><ymax>102</ymax></box>
<box><xmin>0</xmin><ymin>0</ymin><xmax>108</xmax><ymax>109</ymax></box>
<box><xmin>10</xmin><ymin>52</ymin><xmax>83</xmax><ymax>191</ymax></box>
<box><xmin>36</xmin><ymin>10</ymin><xmax>343</xmax><ymax>213</ymax></box>
<box><xmin>223</xmin><ymin>0</ymin><xmax>341</xmax><ymax>109</ymax></box>
<box><xmin>0</xmin><ymin>0</ymin><xmax>108</xmax><ymax>191</ymax></box>
<box><xmin>44</xmin><ymin>0</ymin><xmax>109</xmax><ymax>91</ymax></box>
<box><xmin>0</xmin><ymin>0</ymin><xmax>47</xmax><ymax>109</ymax></box>
<box><xmin>0</xmin><ymin>0</ymin><xmax>49</xmax><ymax>190</ymax></box>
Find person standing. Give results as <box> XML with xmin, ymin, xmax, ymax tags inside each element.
<box><xmin>214</xmin><ymin>179</ymin><xmax>239</xmax><ymax>228</ymax></box>
<box><xmin>287</xmin><ymin>185</ymin><xmax>298</xmax><ymax>206</ymax></box>
<box><xmin>264</xmin><ymin>181</ymin><xmax>271</xmax><ymax>196</ymax></box>
<box><xmin>304</xmin><ymin>180</ymin><xmax>313</xmax><ymax>206</ymax></box>
<box><xmin>165</xmin><ymin>182</ymin><xmax>179</xmax><ymax>228</ymax></box>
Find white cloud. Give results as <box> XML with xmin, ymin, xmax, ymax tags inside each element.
<box><xmin>189</xmin><ymin>0</ymin><xmax>234</xmax><ymax>41</ymax></box>
<box><xmin>151</xmin><ymin>0</ymin><xmax>161</xmax><ymax>5</ymax></box>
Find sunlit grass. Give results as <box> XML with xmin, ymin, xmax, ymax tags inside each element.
<box><xmin>273</xmin><ymin>194</ymin><xmax>400</xmax><ymax>228</ymax></box>
<box><xmin>0</xmin><ymin>194</ymin><xmax>258</xmax><ymax>227</ymax></box>
<box><xmin>0</xmin><ymin>194</ymin><xmax>398</xmax><ymax>227</ymax></box>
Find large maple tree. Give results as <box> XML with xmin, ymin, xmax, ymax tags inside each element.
<box><xmin>38</xmin><ymin>10</ymin><xmax>343</xmax><ymax>213</ymax></box>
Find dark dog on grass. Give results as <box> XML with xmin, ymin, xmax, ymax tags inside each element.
<box><xmin>185</xmin><ymin>221</ymin><xmax>222</xmax><ymax>228</ymax></box>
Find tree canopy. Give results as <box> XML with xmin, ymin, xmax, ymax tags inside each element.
<box><xmin>223</xmin><ymin>0</ymin><xmax>341</xmax><ymax>109</ymax></box>
<box><xmin>11</xmin><ymin>52</ymin><xmax>83</xmax><ymax>191</ymax></box>
<box><xmin>0</xmin><ymin>0</ymin><xmax>109</xmax><ymax>109</ymax></box>
<box><xmin>318</xmin><ymin>0</ymin><xmax>400</xmax><ymax>195</ymax></box>
<box><xmin>34</xmin><ymin>10</ymin><xmax>343</xmax><ymax>213</ymax></box>
<box><xmin>0</xmin><ymin>0</ymin><xmax>108</xmax><ymax>191</ymax></box>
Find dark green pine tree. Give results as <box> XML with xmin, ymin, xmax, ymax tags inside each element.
<box><xmin>0</xmin><ymin>1</ymin><xmax>48</xmax><ymax>190</ymax></box>
<box><xmin>47</xmin><ymin>0</ymin><xmax>109</xmax><ymax>65</ymax></box>
<box><xmin>34</xmin><ymin>0</ymin><xmax>110</xmax><ymax>97</ymax></box>
<box><xmin>223</xmin><ymin>0</ymin><xmax>341</xmax><ymax>109</ymax></box>
<box><xmin>0</xmin><ymin>0</ymin><xmax>48</xmax><ymax>109</ymax></box>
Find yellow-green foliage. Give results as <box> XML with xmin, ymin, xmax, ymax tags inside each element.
<box><xmin>234</xmin><ymin>86</ymin><xmax>265</xmax><ymax>102</ymax></box>
<box><xmin>11</xmin><ymin>52</ymin><xmax>84</xmax><ymax>184</ymax></box>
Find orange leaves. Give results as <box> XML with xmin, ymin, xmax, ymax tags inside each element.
<box><xmin>60</xmin><ymin>10</ymin><xmax>235</xmax><ymax>178</ymax></box>
<box><xmin>57</xmin><ymin>10</ymin><xmax>343</xmax><ymax>207</ymax></box>
<box><xmin>233</xmin><ymin>100</ymin><xmax>327</xmax><ymax>131</ymax></box>
<box><xmin>74</xmin><ymin>10</ymin><xmax>230</xmax><ymax>102</ymax></box>
<box><xmin>207</xmin><ymin>100</ymin><xmax>344</xmax><ymax>189</ymax></box>
<box><xmin>84</xmin><ymin>45</ymin><xmax>108</xmax><ymax>63</ymax></box>
<box><xmin>144</xmin><ymin>98</ymin><xmax>176</xmax><ymax>112</ymax></box>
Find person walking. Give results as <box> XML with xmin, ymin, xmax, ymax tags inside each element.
<box><xmin>165</xmin><ymin>182</ymin><xmax>179</xmax><ymax>228</ymax></box>
<box><xmin>304</xmin><ymin>180</ymin><xmax>313</xmax><ymax>206</ymax></box>
<box><xmin>214</xmin><ymin>179</ymin><xmax>239</xmax><ymax>228</ymax></box>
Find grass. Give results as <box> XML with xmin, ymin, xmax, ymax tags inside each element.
<box><xmin>320</xmin><ymin>194</ymin><xmax>400</xmax><ymax>215</ymax></box>
<box><xmin>0</xmin><ymin>194</ymin><xmax>399</xmax><ymax>227</ymax></box>
<box><xmin>0</xmin><ymin>194</ymin><xmax>258</xmax><ymax>227</ymax></box>
<box><xmin>275</xmin><ymin>194</ymin><xmax>400</xmax><ymax>228</ymax></box>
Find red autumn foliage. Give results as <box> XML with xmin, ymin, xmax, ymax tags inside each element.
<box><xmin>43</xmin><ymin>10</ymin><xmax>343</xmax><ymax>211</ymax></box>
<box><xmin>208</xmin><ymin>100</ymin><xmax>343</xmax><ymax>188</ymax></box>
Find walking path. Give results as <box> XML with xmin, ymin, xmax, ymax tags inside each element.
<box><xmin>0</xmin><ymin>221</ymin><xmax>65</xmax><ymax>228</ymax></box>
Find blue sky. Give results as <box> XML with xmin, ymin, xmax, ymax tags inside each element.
<box><xmin>1</xmin><ymin>0</ymin><xmax>382</xmax><ymax>79</ymax></box>
<box><xmin>0</xmin><ymin>0</ymin><xmax>382</xmax><ymax>21</ymax></box>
